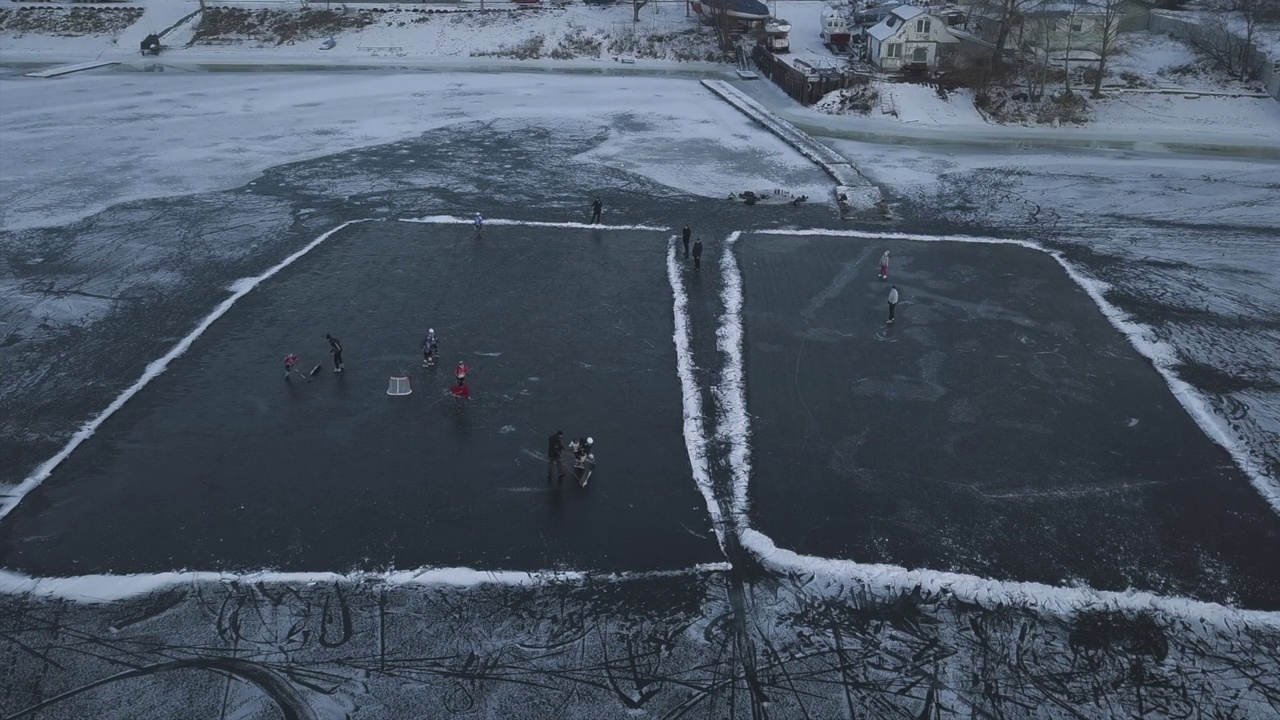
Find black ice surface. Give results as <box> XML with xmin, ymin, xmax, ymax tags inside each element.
<box><xmin>0</xmin><ymin>222</ymin><xmax>720</xmax><ymax>574</ymax></box>
<box><xmin>739</xmin><ymin>234</ymin><xmax>1280</xmax><ymax>608</ymax></box>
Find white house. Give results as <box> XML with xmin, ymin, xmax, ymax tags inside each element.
<box><xmin>866</xmin><ymin>6</ymin><xmax>960</xmax><ymax>72</ymax></box>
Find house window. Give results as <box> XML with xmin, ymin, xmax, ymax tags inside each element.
<box><xmin>916</xmin><ymin>19</ymin><xmax>931</xmax><ymax>33</ymax></box>
<box><xmin>1070</xmin><ymin>20</ymin><xmax>1083</xmax><ymax>32</ymax></box>
<box><xmin>912</xmin><ymin>46</ymin><xmax>928</xmax><ymax>62</ymax></box>
<box><xmin>887</xmin><ymin>43</ymin><xmax>902</xmax><ymax>58</ymax></box>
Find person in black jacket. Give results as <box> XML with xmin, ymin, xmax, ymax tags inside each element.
<box><xmin>547</xmin><ymin>430</ymin><xmax>566</xmax><ymax>483</ymax></box>
<box><xmin>590</xmin><ymin>197</ymin><xmax>602</xmax><ymax>224</ymax></box>
<box><xmin>692</xmin><ymin>238</ymin><xmax>704</xmax><ymax>270</ymax></box>
<box><xmin>326</xmin><ymin>334</ymin><xmax>344</xmax><ymax>373</ymax></box>
<box><xmin>682</xmin><ymin>226</ymin><xmax>691</xmax><ymax>256</ymax></box>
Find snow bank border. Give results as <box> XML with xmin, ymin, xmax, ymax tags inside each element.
<box><xmin>743</xmin><ymin>529</ymin><xmax>1280</xmax><ymax>627</ymax></box>
<box><xmin>667</xmin><ymin>235</ymin><xmax>725</xmax><ymax>550</ymax></box>
<box><xmin>714</xmin><ymin>232</ymin><xmax>751</xmax><ymax>521</ymax></box>
<box><xmin>724</xmin><ymin>228</ymin><xmax>1280</xmax><ymax>625</ymax></box>
<box><xmin>0</xmin><ymin>563</ymin><xmax>732</xmax><ymax>604</ymax></box>
<box><xmin>399</xmin><ymin>215</ymin><xmax>669</xmax><ymax>232</ymax></box>
<box><xmin>0</xmin><ymin>219</ymin><xmax>378</xmax><ymax>522</ymax></box>
<box><xmin>754</xmin><ymin>227</ymin><xmax>1280</xmax><ymax>516</ymax></box>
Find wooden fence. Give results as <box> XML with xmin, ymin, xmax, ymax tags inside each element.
<box><xmin>752</xmin><ymin>45</ymin><xmax>869</xmax><ymax>105</ymax></box>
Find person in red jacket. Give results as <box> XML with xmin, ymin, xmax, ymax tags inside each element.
<box><xmin>455</xmin><ymin>361</ymin><xmax>468</xmax><ymax>384</ymax></box>
<box><xmin>448</xmin><ymin>380</ymin><xmax>471</xmax><ymax>400</ymax></box>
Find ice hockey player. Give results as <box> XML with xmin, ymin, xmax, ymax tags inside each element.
<box><xmin>284</xmin><ymin>354</ymin><xmax>301</xmax><ymax>380</ymax></box>
<box><xmin>569</xmin><ymin>436</ymin><xmax>593</xmax><ymax>469</ymax></box>
<box><xmin>422</xmin><ymin>329</ymin><xmax>438</xmax><ymax>367</ymax></box>
<box><xmin>326</xmin><ymin>334</ymin><xmax>344</xmax><ymax>372</ymax></box>
<box><xmin>455</xmin><ymin>360</ymin><xmax>468</xmax><ymax>384</ymax></box>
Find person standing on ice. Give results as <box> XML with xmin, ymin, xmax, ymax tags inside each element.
<box><xmin>692</xmin><ymin>238</ymin><xmax>704</xmax><ymax>271</ymax></box>
<box><xmin>326</xmin><ymin>334</ymin><xmax>344</xmax><ymax>373</ymax></box>
<box><xmin>547</xmin><ymin>430</ymin><xmax>567</xmax><ymax>483</ymax></box>
<box><xmin>682</xmin><ymin>226</ymin><xmax>691</xmax><ymax>256</ymax></box>
<box><xmin>590</xmin><ymin>197</ymin><xmax>602</xmax><ymax>224</ymax></box>
<box><xmin>284</xmin><ymin>354</ymin><xmax>301</xmax><ymax>380</ymax></box>
<box><xmin>422</xmin><ymin>329</ymin><xmax>438</xmax><ymax>367</ymax></box>
<box><xmin>879</xmin><ymin>250</ymin><xmax>890</xmax><ymax>280</ymax></box>
<box><xmin>455</xmin><ymin>360</ymin><xmax>468</xmax><ymax>385</ymax></box>
<box><xmin>887</xmin><ymin>285</ymin><xmax>899</xmax><ymax>324</ymax></box>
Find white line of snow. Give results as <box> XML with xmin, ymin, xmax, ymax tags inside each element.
<box><xmin>0</xmin><ymin>563</ymin><xmax>733</xmax><ymax>604</ymax></box>
<box><xmin>0</xmin><ymin>219</ymin><xmax>377</xmax><ymax>522</ymax></box>
<box><xmin>667</xmin><ymin>236</ymin><xmax>725</xmax><ymax>551</ymax></box>
<box><xmin>742</xmin><ymin>529</ymin><xmax>1280</xmax><ymax>627</ymax></box>
<box><xmin>750</xmin><ymin>227</ymin><xmax>1280</xmax><ymax>515</ymax></box>
<box><xmin>398</xmin><ymin>215</ymin><xmax>669</xmax><ymax>231</ymax></box>
<box><xmin>714</xmin><ymin>231</ymin><xmax>751</xmax><ymax>523</ymax></box>
<box><xmin>755</xmin><ymin>227</ymin><xmax>1015</xmax><ymax>244</ymax></box>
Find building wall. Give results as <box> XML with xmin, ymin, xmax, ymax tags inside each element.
<box><xmin>871</xmin><ymin>14</ymin><xmax>959</xmax><ymax>70</ymax></box>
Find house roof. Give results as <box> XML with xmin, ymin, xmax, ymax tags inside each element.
<box><xmin>891</xmin><ymin>5</ymin><xmax>926</xmax><ymax>22</ymax></box>
<box><xmin>867</xmin><ymin>5</ymin><xmax>928</xmax><ymax>42</ymax></box>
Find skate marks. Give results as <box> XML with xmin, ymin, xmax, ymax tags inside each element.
<box><xmin>2</xmin><ymin>568</ymin><xmax>1278</xmax><ymax>720</ymax></box>
<box><xmin>398</xmin><ymin>216</ymin><xmax>669</xmax><ymax>232</ymax></box>
<box><xmin>0</xmin><ymin>219</ymin><xmax>378</xmax><ymax>523</ymax></box>
<box><xmin>666</xmin><ymin>234</ymin><xmax>725</xmax><ymax>550</ymax></box>
<box><xmin>756</xmin><ymin>227</ymin><xmax>1280</xmax><ymax>515</ymax></box>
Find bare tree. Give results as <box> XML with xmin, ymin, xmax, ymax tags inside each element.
<box><xmin>1090</xmin><ymin>0</ymin><xmax>1128</xmax><ymax>97</ymax></box>
<box><xmin>1189</xmin><ymin>0</ymin><xmax>1280</xmax><ymax>80</ymax></box>
<box><xmin>633</xmin><ymin>0</ymin><xmax>649</xmax><ymax>22</ymax></box>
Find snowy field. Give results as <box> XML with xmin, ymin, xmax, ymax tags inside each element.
<box><xmin>2</xmin><ymin>13</ymin><xmax>1280</xmax><ymax>718</ymax></box>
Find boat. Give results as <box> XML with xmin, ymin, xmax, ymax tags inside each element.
<box><xmin>762</xmin><ymin>18</ymin><xmax>791</xmax><ymax>53</ymax></box>
<box><xmin>688</xmin><ymin>0</ymin><xmax>771</xmax><ymax>22</ymax></box>
<box><xmin>820</xmin><ymin>2</ymin><xmax>852</xmax><ymax>52</ymax></box>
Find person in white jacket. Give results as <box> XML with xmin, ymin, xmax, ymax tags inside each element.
<box><xmin>887</xmin><ymin>286</ymin><xmax>899</xmax><ymax>324</ymax></box>
<box><xmin>879</xmin><ymin>250</ymin><xmax>890</xmax><ymax>280</ymax></box>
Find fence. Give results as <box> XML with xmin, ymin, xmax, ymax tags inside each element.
<box><xmin>752</xmin><ymin>45</ymin><xmax>868</xmax><ymax>105</ymax></box>
<box><xmin>1146</xmin><ymin>11</ymin><xmax>1280</xmax><ymax>100</ymax></box>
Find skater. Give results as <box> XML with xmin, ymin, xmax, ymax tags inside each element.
<box><xmin>547</xmin><ymin>430</ymin><xmax>566</xmax><ymax>483</ymax></box>
<box><xmin>422</xmin><ymin>329</ymin><xmax>438</xmax><ymax>367</ymax></box>
<box><xmin>569</xmin><ymin>436</ymin><xmax>595</xmax><ymax>487</ymax></box>
<box><xmin>455</xmin><ymin>360</ymin><xmax>468</xmax><ymax>384</ymax></box>
<box><xmin>590</xmin><ymin>197</ymin><xmax>602</xmax><ymax>224</ymax></box>
<box><xmin>326</xmin><ymin>334</ymin><xmax>344</xmax><ymax>372</ymax></box>
<box><xmin>474</xmin><ymin>213</ymin><xmax>484</xmax><ymax>231</ymax></box>
<box><xmin>879</xmin><ymin>250</ymin><xmax>890</xmax><ymax>280</ymax></box>
<box><xmin>887</xmin><ymin>285</ymin><xmax>899</xmax><ymax>324</ymax></box>
<box><xmin>284</xmin><ymin>354</ymin><xmax>301</xmax><ymax>380</ymax></box>
<box><xmin>682</xmin><ymin>225</ymin><xmax>691</xmax><ymax>257</ymax></box>
<box><xmin>448</xmin><ymin>379</ymin><xmax>471</xmax><ymax>401</ymax></box>
<box><xmin>692</xmin><ymin>238</ymin><xmax>704</xmax><ymax>271</ymax></box>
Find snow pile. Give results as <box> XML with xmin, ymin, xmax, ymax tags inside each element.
<box><xmin>812</xmin><ymin>84</ymin><xmax>881</xmax><ymax>115</ymax></box>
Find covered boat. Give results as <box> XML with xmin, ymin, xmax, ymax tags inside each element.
<box><xmin>689</xmin><ymin>0</ymin><xmax>771</xmax><ymax>22</ymax></box>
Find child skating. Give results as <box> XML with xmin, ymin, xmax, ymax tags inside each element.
<box><xmin>422</xmin><ymin>329</ymin><xmax>438</xmax><ymax>367</ymax></box>
<box><xmin>879</xmin><ymin>250</ymin><xmax>890</xmax><ymax>280</ymax></box>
